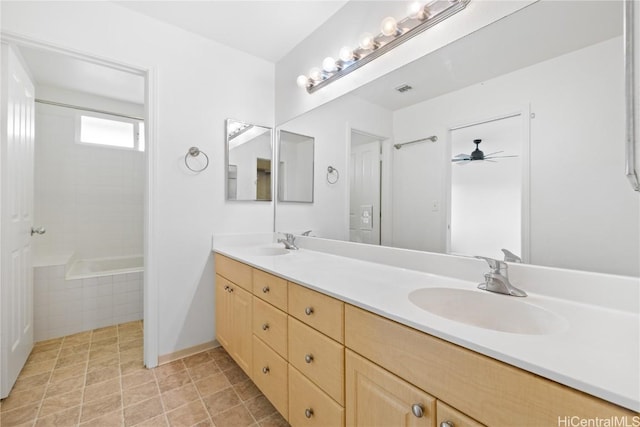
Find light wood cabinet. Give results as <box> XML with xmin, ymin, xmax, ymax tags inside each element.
<box><xmin>215</xmin><ymin>254</ymin><xmax>252</xmax><ymax>290</ymax></box>
<box><xmin>437</xmin><ymin>401</ymin><xmax>485</xmax><ymax>427</ymax></box>
<box><xmin>253</xmin><ymin>268</ymin><xmax>288</xmax><ymax>311</ymax></box>
<box><xmin>215</xmin><ymin>274</ymin><xmax>252</xmax><ymax>375</ymax></box>
<box><xmin>253</xmin><ymin>296</ymin><xmax>288</xmax><ymax>358</ymax></box>
<box><xmin>289</xmin><ymin>364</ymin><xmax>345</xmax><ymax>427</ymax></box>
<box><xmin>345</xmin><ymin>349</ymin><xmax>436</xmax><ymax>427</ymax></box>
<box><xmin>288</xmin><ymin>282</ymin><xmax>344</xmax><ymax>343</ymax></box>
<box><xmin>288</xmin><ymin>316</ymin><xmax>344</xmax><ymax>405</ymax></box>
<box><xmin>253</xmin><ymin>335</ymin><xmax>288</xmax><ymax>418</ymax></box>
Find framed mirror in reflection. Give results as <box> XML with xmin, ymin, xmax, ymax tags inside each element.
<box><xmin>226</xmin><ymin>119</ymin><xmax>273</xmax><ymax>201</ymax></box>
<box><xmin>278</xmin><ymin>130</ymin><xmax>314</xmax><ymax>203</ymax></box>
<box><xmin>274</xmin><ymin>1</ymin><xmax>639</xmax><ymax>277</ymax></box>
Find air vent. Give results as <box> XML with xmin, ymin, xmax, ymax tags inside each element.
<box><xmin>395</xmin><ymin>84</ymin><xmax>413</xmax><ymax>93</ymax></box>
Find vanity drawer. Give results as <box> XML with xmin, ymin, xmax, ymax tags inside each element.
<box><xmin>288</xmin><ymin>282</ymin><xmax>344</xmax><ymax>343</ymax></box>
<box><xmin>289</xmin><ymin>365</ymin><xmax>345</xmax><ymax>427</ymax></box>
<box><xmin>288</xmin><ymin>316</ymin><xmax>344</xmax><ymax>405</ymax></box>
<box><xmin>437</xmin><ymin>401</ymin><xmax>485</xmax><ymax>427</ymax></box>
<box><xmin>252</xmin><ymin>297</ymin><xmax>287</xmax><ymax>358</ymax></box>
<box><xmin>253</xmin><ymin>268</ymin><xmax>288</xmax><ymax>311</ymax></box>
<box><xmin>252</xmin><ymin>335</ymin><xmax>288</xmax><ymax>420</ymax></box>
<box><xmin>215</xmin><ymin>254</ymin><xmax>252</xmax><ymax>291</ymax></box>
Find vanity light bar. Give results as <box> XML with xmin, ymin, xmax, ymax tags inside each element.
<box><xmin>297</xmin><ymin>0</ymin><xmax>471</xmax><ymax>94</ymax></box>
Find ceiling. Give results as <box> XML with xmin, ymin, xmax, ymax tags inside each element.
<box><xmin>113</xmin><ymin>1</ymin><xmax>349</xmax><ymax>63</ymax></box>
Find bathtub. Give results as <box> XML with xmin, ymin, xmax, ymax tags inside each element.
<box><xmin>65</xmin><ymin>255</ymin><xmax>144</xmax><ymax>280</ymax></box>
<box><xmin>34</xmin><ymin>254</ymin><xmax>144</xmax><ymax>341</ymax></box>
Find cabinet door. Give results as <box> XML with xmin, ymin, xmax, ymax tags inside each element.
<box><xmin>230</xmin><ymin>285</ymin><xmax>253</xmax><ymax>376</ymax></box>
<box><xmin>346</xmin><ymin>350</ymin><xmax>435</xmax><ymax>427</ymax></box>
<box><xmin>215</xmin><ymin>275</ymin><xmax>232</xmax><ymax>350</ymax></box>
<box><xmin>437</xmin><ymin>401</ymin><xmax>485</xmax><ymax>427</ymax></box>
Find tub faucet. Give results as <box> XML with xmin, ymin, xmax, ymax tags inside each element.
<box><xmin>476</xmin><ymin>256</ymin><xmax>527</xmax><ymax>297</ymax></box>
<box><xmin>278</xmin><ymin>233</ymin><xmax>299</xmax><ymax>250</ymax></box>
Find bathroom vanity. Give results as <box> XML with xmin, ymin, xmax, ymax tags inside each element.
<box><xmin>212</xmin><ymin>240</ymin><xmax>639</xmax><ymax>426</ymax></box>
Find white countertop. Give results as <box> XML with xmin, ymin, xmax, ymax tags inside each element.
<box><xmin>213</xmin><ymin>241</ymin><xmax>640</xmax><ymax>412</ymax></box>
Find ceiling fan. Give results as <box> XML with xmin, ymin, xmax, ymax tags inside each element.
<box><xmin>451</xmin><ymin>139</ymin><xmax>518</xmax><ymax>165</ymax></box>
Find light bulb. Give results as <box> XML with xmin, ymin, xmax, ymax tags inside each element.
<box><xmin>322</xmin><ymin>57</ymin><xmax>337</xmax><ymax>72</ymax></box>
<box><xmin>407</xmin><ymin>1</ymin><xmax>422</xmax><ymax>17</ymax></box>
<box><xmin>296</xmin><ymin>75</ymin><xmax>309</xmax><ymax>88</ymax></box>
<box><xmin>339</xmin><ymin>46</ymin><xmax>354</xmax><ymax>62</ymax></box>
<box><xmin>309</xmin><ymin>67</ymin><xmax>322</xmax><ymax>82</ymax></box>
<box><xmin>381</xmin><ymin>17</ymin><xmax>398</xmax><ymax>36</ymax></box>
<box><xmin>359</xmin><ymin>33</ymin><xmax>376</xmax><ymax>50</ymax></box>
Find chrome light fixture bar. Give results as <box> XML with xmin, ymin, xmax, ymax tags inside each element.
<box><xmin>297</xmin><ymin>0</ymin><xmax>471</xmax><ymax>94</ymax></box>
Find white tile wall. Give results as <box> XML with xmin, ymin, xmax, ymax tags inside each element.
<box><xmin>33</xmin><ymin>265</ymin><xmax>143</xmax><ymax>341</ymax></box>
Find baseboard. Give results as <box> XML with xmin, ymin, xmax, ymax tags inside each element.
<box><xmin>157</xmin><ymin>340</ymin><xmax>219</xmax><ymax>365</ymax></box>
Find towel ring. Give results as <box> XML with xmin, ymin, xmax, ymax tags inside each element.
<box><xmin>185</xmin><ymin>147</ymin><xmax>209</xmax><ymax>173</ymax></box>
<box><xmin>327</xmin><ymin>166</ymin><xmax>339</xmax><ymax>184</ymax></box>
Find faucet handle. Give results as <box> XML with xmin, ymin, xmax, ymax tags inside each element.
<box><xmin>501</xmin><ymin>249</ymin><xmax>522</xmax><ymax>263</ymax></box>
<box><xmin>301</xmin><ymin>230</ymin><xmax>312</xmax><ymax>236</ymax></box>
<box><xmin>475</xmin><ymin>256</ymin><xmax>508</xmax><ymax>273</ymax></box>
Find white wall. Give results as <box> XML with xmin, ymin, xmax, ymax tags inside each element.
<box><xmin>228</xmin><ymin>132</ymin><xmax>272</xmax><ymax>200</ymax></box>
<box><xmin>34</xmin><ymin>96</ymin><xmax>144</xmax><ymax>263</ymax></box>
<box><xmin>279</xmin><ymin>134</ymin><xmax>313</xmax><ymax>202</ymax></box>
<box><xmin>392</xmin><ymin>37</ymin><xmax>639</xmax><ymax>276</ymax></box>
<box><xmin>275</xmin><ymin>95</ymin><xmax>392</xmax><ymax>239</ymax></box>
<box><xmin>275</xmin><ymin>0</ymin><xmax>534</xmax><ymax>124</ymax></box>
<box><xmin>1</xmin><ymin>1</ymin><xmax>275</xmax><ymax>356</ymax></box>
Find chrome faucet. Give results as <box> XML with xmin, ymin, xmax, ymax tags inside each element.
<box><xmin>476</xmin><ymin>256</ymin><xmax>527</xmax><ymax>297</ymax></box>
<box><xmin>501</xmin><ymin>248</ymin><xmax>522</xmax><ymax>263</ymax></box>
<box><xmin>301</xmin><ymin>230</ymin><xmax>312</xmax><ymax>236</ymax></box>
<box><xmin>277</xmin><ymin>233</ymin><xmax>299</xmax><ymax>250</ymax></box>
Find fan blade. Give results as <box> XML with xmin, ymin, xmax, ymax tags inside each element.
<box><xmin>483</xmin><ymin>150</ymin><xmax>504</xmax><ymax>157</ymax></box>
<box><xmin>484</xmin><ymin>154</ymin><xmax>519</xmax><ymax>160</ymax></box>
<box><xmin>451</xmin><ymin>158</ymin><xmax>470</xmax><ymax>163</ymax></box>
<box><xmin>454</xmin><ymin>153</ymin><xmax>470</xmax><ymax>159</ymax></box>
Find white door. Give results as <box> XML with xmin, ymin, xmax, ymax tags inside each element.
<box><xmin>1</xmin><ymin>44</ymin><xmax>36</xmax><ymax>398</ymax></box>
<box><xmin>349</xmin><ymin>139</ymin><xmax>381</xmax><ymax>245</ymax></box>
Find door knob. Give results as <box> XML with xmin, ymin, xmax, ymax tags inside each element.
<box><xmin>31</xmin><ymin>226</ymin><xmax>46</xmax><ymax>236</ymax></box>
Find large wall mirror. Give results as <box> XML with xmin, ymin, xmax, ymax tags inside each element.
<box><xmin>226</xmin><ymin>119</ymin><xmax>273</xmax><ymax>201</ymax></box>
<box><xmin>275</xmin><ymin>1</ymin><xmax>640</xmax><ymax>277</ymax></box>
<box><xmin>278</xmin><ymin>130</ymin><xmax>314</xmax><ymax>203</ymax></box>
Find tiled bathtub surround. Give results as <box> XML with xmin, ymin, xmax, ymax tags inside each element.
<box><xmin>0</xmin><ymin>322</ymin><xmax>289</xmax><ymax>427</ymax></box>
<box><xmin>34</xmin><ymin>265</ymin><xmax>143</xmax><ymax>341</ymax></box>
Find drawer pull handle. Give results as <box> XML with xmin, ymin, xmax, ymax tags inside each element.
<box><xmin>304</xmin><ymin>307</ymin><xmax>314</xmax><ymax>315</ymax></box>
<box><xmin>262</xmin><ymin>286</ymin><xmax>270</xmax><ymax>293</ymax></box>
<box><xmin>440</xmin><ymin>422</ymin><xmax>454</xmax><ymax>427</ymax></box>
<box><xmin>262</xmin><ymin>366</ymin><xmax>270</xmax><ymax>374</ymax></box>
<box><xmin>262</xmin><ymin>323</ymin><xmax>270</xmax><ymax>331</ymax></box>
<box><xmin>224</xmin><ymin>285</ymin><xmax>229</xmax><ymax>291</ymax></box>
<box><xmin>304</xmin><ymin>354</ymin><xmax>314</xmax><ymax>363</ymax></box>
<box><xmin>304</xmin><ymin>408</ymin><xmax>314</xmax><ymax>419</ymax></box>
<box><xmin>228</xmin><ymin>287</ymin><xmax>234</xmax><ymax>293</ymax></box>
<box><xmin>411</xmin><ymin>404</ymin><xmax>424</xmax><ymax>418</ymax></box>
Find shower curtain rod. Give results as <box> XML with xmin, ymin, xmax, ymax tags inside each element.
<box><xmin>393</xmin><ymin>135</ymin><xmax>438</xmax><ymax>149</ymax></box>
<box><xmin>35</xmin><ymin>98</ymin><xmax>144</xmax><ymax>121</ymax></box>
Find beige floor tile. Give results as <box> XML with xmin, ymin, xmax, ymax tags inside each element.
<box><xmin>0</xmin><ymin>402</ymin><xmax>40</xmax><ymax>426</ymax></box>
<box><xmin>187</xmin><ymin>361</ymin><xmax>220</xmax><ymax>382</ymax></box>
<box><xmin>122</xmin><ymin>381</ymin><xmax>158</xmax><ymax>408</ymax></box>
<box><xmin>83</xmin><ymin>378</ymin><xmax>121</xmax><ymax>403</ymax></box>
<box><xmin>0</xmin><ymin>383</ymin><xmax>46</xmax><ymax>412</ymax></box>
<box><xmin>85</xmin><ymin>366</ymin><xmax>120</xmax><ymax>386</ymax></box>
<box><xmin>165</xmin><ymin>399</ymin><xmax>209</xmax><ymax>427</ymax></box>
<box><xmin>62</xmin><ymin>332</ymin><xmax>92</xmax><ymax>347</ymax></box>
<box><xmin>87</xmin><ymin>354</ymin><xmax>120</xmax><ymax>372</ymax></box>
<box><xmin>156</xmin><ymin>370</ymin><xmax>191</xmax><ymax>394</ymax></box>
<box><xmin>195</xmin><ymin>372</ymin><xmax>231</xmax><ymax>397</ymax></box>
<box><xmin>201</xmin><ymin>387</ymin><xmax>240</xmax><ymax>416</ymax></box>
<box><xmin>79</xmin><ymin>393</ymin><xmax>122</xmax><ymax>423</ymax></box>
<box><xmin>50</xmin><ymin>363</ymin><xmax>87</xmax><ymax>384</ymax></box>
<box><xmin>55</xmin><ymin>353</ymin><xmax>89</xmax><ymax>369</ymax></box>
<box><xmin>181</xmin><ymin>352</ymin><xmax>212</xmax><ymax>370</ymax></box>
<box><xmin>122</xmin><ymin>396</ymin><xmax>163</xmax><ymax>427</ymax></box>
<box><xmin>120</xmin><ymin>359</ymin><xmax>145</xmax><ymax>376</ymax></box>
<box><xmin>20</xmin><ymin>358</ymin><xmax>56</xmax><ymax>378</ymax></box>
<box><xmin>45</xmin><ymin>375</ymin><xmax>85</xmax><ymax>398</ymax></box>
<box><xmin>206</xmin><ymin>347</ymin><xmax>228</xmax><ymax>361</ymax></box>
<box><xmin>39</xmin><ymin>388</ymin><xmax>83</xmax><ymax>418</ymax></box>
<box><xmin>245</xmin><ymin>395</ymin><xmax>277</xmax><ymax>421</ymax></box>
<box><xmin>118</xmin><ymin>339</ymin><xmax>142</xmax><ymax>353</ymax></box>
<box><xmin>258</xmin><ymin>412</ymin><xmax>290</xmax><ymax>427</ymax></box>
<box><xmin>214</xmin><ymin>355</ymin><xmax>237</xmax><ymax>371</ymax></box>
<box><xmin>34</xmin><ymin>405</ymin><xmax>81</xmax><ymax>427</ymax></box>
<box><xmin>89</xmin><ymin>344</ymin><xmax>119</xmax><ymax>358</ymax></box>
<box><xmin>12</xmin><ymin>372</ymin><xmax>51</xmax><ymax>392</ymax></box>
<box><xmin>121</xmin><ymin>370</ymin><xmax>155</xmax><ymax>390</ymax></box>
<box><xmin>192</xmin><ymin>420</ymin><xmax>214</xmax><ymax>427</ymax></box>
<box><xmin>27</xmin><ymin>348</ymin><xmax>60</xmax><ymax>364</ymax></box>
<box><xmin>153</xmin><ymin>361</ymin><xmax>185</xmax><ymax>380</ymax></box>
<box><xmin>59</xmin><ymin>343</ymin><xmax>90</xmax><ymax>358</ymax></box>
<box><xmin>132</xmin><ymin>414</ymin><xmax>168</xmax><ymax>427</ymax></box>
<box><xmin>91</xmin><ymin>336</ymin><xmax>118</xmax><ymax>347</ymax></box>
<box><xmin>222</xmin><ymin>365</ymin><xmax>250</xmax><ymax>385</ymax></box>
<box><xmin>233</xmin><ymin>379</ymin><xmax>262</xmax><ymax>402</ymax></box>
<box><xmin>78</xmin><ymin>409</ymin><xmax>123</xmax><ymax>427</ymax></box>
<box><xmin>160</xmin><ymin>383</ymin><xmax>199</xmax><ymax>412</ymax></box>
<box><xmin>32</xmin><ymin>340</ymin><xmax>63</xmax><ymax>354</ymax></box>
<box><xmin>211</xmin><ymin>404</ymin><xmax>255</xmax><ymax>427</ymax></box>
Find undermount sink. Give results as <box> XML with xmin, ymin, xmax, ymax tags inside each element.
<box><xmin>247</xmin><ymin>246</ymin><xmax>290</xmax><ymax>256</ymax></box>
<box><xmin>408</xmin><ymin>287</ymin><xmax>567</xmax><ymax>335</ymax></box>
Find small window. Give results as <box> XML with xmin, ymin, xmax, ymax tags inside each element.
<box><xmin>77</xmin><ymin>112</ymin><xmax>145</xmax><ymax>151</ymax></box>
